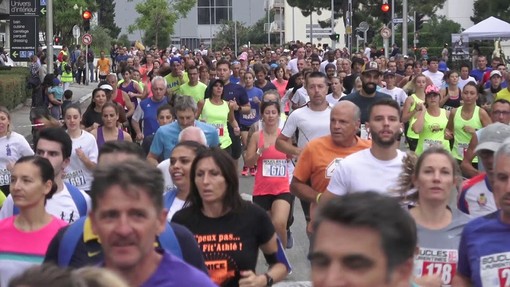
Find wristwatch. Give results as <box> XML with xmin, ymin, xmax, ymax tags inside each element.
<box><xmin>264</xmin><ymin>273</ymin><xmax>274</xmax><ymax>286</ymax></box>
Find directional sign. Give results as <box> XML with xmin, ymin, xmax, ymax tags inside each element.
<box><xmin>392</xmin><ymin>18</ymin><xmax>404</xmax><ymax>24</ymax></box>
<box><xmin>82</xmin><ymin>33</ymin><xmax>92</xmax><ymax>46</ymax></box>
<box><xmin>73</xmin><ymin>25</ymin><xmax>80</xmax><ymax>39</ymax></box>
<box><xmin>39</xmin><ymin>7</ymin><xmax>46</xmax><ymax>15</ymax></box>
<box><xmin>9</xmin><ymin>0</ymin><xmax>39</xmax><ymax>61</ymax></box>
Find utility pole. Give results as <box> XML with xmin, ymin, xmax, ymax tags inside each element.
<box><xmin>331</xmin><ymin>0</ymin><xmax>335</xmax><ymax>49</ymax></box>
<box><xmin>402</xmin><ymin>0</ymin><xmax>408</xmax><ymax>56</ymax></box>
<box><xmin>391</xmin><ymin>0</ymin><xmax>395</xmax><ymax>46</ymax></box>
<box><xmin>46</xmin><ymin>0</ymin><xmax>53</xmax><ymax>74</ymax></box>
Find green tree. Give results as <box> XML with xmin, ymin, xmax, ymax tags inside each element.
<box><xmin>471</xmin><ymin>0</ymin><xmax>510</xmax><ymax>24</ymax></box>
<box><xmin>97</xmin><ymin>0</ymin><xmax>121</xmax><ymax>39</ymax></box>
<box><xmin>415</xmin><ymin>16</ymin><xmax>461</xmax><ymax>50</ymax></box>
<box><xmin>90</xmin><ymin>26</ymin><xmax>113</xmax><ymax>55</ymax></box>
<box><xmin>117</xmin><ymin>34</ymin><xmax>131</xmax><ymax>48</ymax></box>
<box><xmin>213</xmin><ymin>21</ymin><xmax>250</xmax><ymax>50</ymax></box>
<box><xmin>128</xmin><ymin>0</ymin><xmax>196</xmax><ymax>48</ymax></box>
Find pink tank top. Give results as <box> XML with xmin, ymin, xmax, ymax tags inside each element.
<box><xmin>253</xmin><ymin>129</ymin><xmax>290</xmax><ymax>196</ymax></box>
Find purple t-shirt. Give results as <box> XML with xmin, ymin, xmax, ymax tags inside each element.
<box><xmin>141</xmin><ymin>250</ymin><xmax>216</xmax><ymax>287</ymax></box>
<box><xmin>223</xmin><ymin>82</ymin><xmax>249</xmax><ymax>122</ymax></box>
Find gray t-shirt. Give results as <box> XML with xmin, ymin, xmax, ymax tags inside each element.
<box><xmin>340</xmin><ymin>91</ymin><xmax>392</xmax><ymax>123</ymax></box>
<box><xmin>413</xmin><ymin>207</ymin><xmax>470</xmax><ymax>286</ymax></box>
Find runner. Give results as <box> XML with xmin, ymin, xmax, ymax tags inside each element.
<box><xmin>81</xmin><ymin>88</ymin><xmax>108</xmax><ymax>132</ymax></box>
<box><xmin>394</xmin><ymin>147</ymin><xmax>470</xmax><ymax>286</ymax></box>
<box><xmin>440</xmin><ymin>70</ymin><xmax>462</xmax><ymax>111</ymax></box>
<box><xmin>172</xmin><ymin>148</ymin><xmax>288</xmax><ymax>286</ymax></box>
<box><xmin>453</xmin><ymin>142</ymin><xmax>510</xmax><ymax>286</ymax></box>
<box><xmin>0</xmin><ymin>107</ymin><xmax>34</xmax><ymax>196</ymax></box>
<box><xmin>412</xmin><ymin>85</ymin><xmax>450</xmax><ymax>155</ymax></box>
<box><xmin>63</xmin><ymin>104</ymin><xmax>98</xmax><ymax>194</ymax></box>
<box><xmin>244</xmin><ymin>100</ymin><xmax>291</xmax><ymax>247</ymax></box>
<box><xmin>402</xmin><ymin>74</ymin><xmax>427</xmax><ymax>151</ymax></box>
<box><xmin>0</xmin><ymin>156</ymin><xmax>67</xmax><ymax>286</ymax></box>
<box><xmin>91</xmin><ymin>103</ymin><xmax>132</xmax><ymax>149</ymax></box>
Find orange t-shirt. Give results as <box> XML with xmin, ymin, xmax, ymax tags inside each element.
<box><xmin>97</xmin><ymin>58</ymin><xmax>110</xmax><ymax>75</ymax></box>
<box><xmin>293</xmin><ymin>135</ymin><xmax>371</xmax><ymax>193</ymax></box>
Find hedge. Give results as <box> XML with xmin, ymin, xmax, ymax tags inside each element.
<box><xmin>0</xmin><ymin>67</ymin><xmax>31</xmax><ymax>110</ymax></box>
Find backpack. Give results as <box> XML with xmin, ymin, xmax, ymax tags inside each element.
<box><xmin>13</xmin><ymin>183</ymin><xmax>87</xmax><ymax>217</ymax></box>
<box><xmin>57</xmin><ymin>218</ymin><xmax>182</xmax><ymax>267</ymax></box>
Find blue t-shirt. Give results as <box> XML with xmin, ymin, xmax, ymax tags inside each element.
<box><xmin>484</xmin><ymin>80</ymin><xmax>508</xmax><ymax>89</ymax></box>
<box><xmin>457</xmin><ymin>210</ymin><xmax>510</xmax><ymax>287</ymax></box>
<box><xmin>239</xmin><ymin>87</ymin><xmax>263</xmax><ymax>127</ymax></box>
<box><xmin>115</xmin><ymin>54</ymin><xmax>129</xmax><ymax>64</ymax></box>
<box><xmin>139</xmin><ymin>97</ymin><xmax>168</xmax><ymax>137</ymax></box>
<box><xmin>150</xmin><ymin>121</ymin><xmax>220</xmax><ymax>160</ymax></box>
<box><xmin>140</xmin><ymin>250</ymin><xmax>216</xmax><ymax>287</ymax></box>
<box><xmin>229</xmin><ymin>75</ymin><xmax>240</xmax><ymax>84</ymax></box>
<box><xmin>222</xmin><ymin>82</ymin><xmax>249</xmax><ymax>122</ymax></box>
<box><xmin>470</xmin><ymin>68</ymin><xmax>491</xmax><ymax>83</ymax></box>
<box><xmin>48</xmin><ymin>86</ymin><xmax>64</xmax><ymax>101</ymax></box>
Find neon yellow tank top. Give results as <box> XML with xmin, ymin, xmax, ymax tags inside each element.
<box><xmin>406</xmin><ymin>94</ymin><xmax>425</xmax><ymax>139</ymax></box>
<box><xmin>415</xmin><ymin>109</ymin><xmax>450</xmax><ymax>155</ymax></box>
<box><xmin>452</xmin><ymin>106</ymin><xmax>482</xmax><ymax>161</ymax></box>
<box><xmin>201</xmin><ymin>99</ymin><xmax>232</xmax><ymax>149</ymax></box>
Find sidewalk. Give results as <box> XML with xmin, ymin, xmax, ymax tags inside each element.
<box><xmin>10</xmin><ymin>83</ymin><xmax>95</xmax><ymax>141</ymax></box>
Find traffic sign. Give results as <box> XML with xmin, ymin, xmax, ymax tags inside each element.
<box><xmin>82</xmin><ymin>33</ymin><xmax>92</xmax><ymax>46</ymax></box>
<box><xmin>392</xmin><ymin>18</ymin><xmax>403</xmax><ymax>24</ymax></box>
<box><xmin>380</xmin><ymin>27</ymin><xmax>391</xmax><ymax>39</ymax></box>
<box><xmin>9</xmin><ymin>0</ymin><xmax>39</xmax><ymax>61</ymax></box>
<box><xmin>73</xmin><ymin>25</ymin><xmax>81</xmax><ymax>38</ymax></box>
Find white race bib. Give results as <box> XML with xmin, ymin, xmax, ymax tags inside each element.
<box><xmin>63</xmin><ymin>170</ymin><xmax>87</xmax><ymax>187</ymax></box>
<box><xmin>480</xmin><ymin>252</ymin><xmax>510</xmax><ymax>287</ymax></box>
<box><xmin>0</xmin><ymin>169</ymin><xmax>10</xmax><ymax>186</ymax></box>
<box><xmin>457</xmin><ymin>143</ymin><xmax>469</xmax><ymax>158</ymax></box>
<box><xmin>326</xmin><ymin>158</ymin><xmax>343</xmax><ymax>178</ymax></box>
<box><xmin>262</xmin><ymin>159</ymin><xmax>287</xmax><ymax>177</ymax></box>
<box><xmin>414</xmin><ymin>248</ymin><xmax>458</xmax><ymax>286</ymax></box>
<box><xmin>360</xmin><ymin>124</ymin><xmax>371</xmax><ymax>140</ymax></box>
<box><xmin>424</xmin><ymin>139</ymin><xmax>442</xmax><ymax>151</ymax></box>
<box><xmin>243</xmin><ymin>109</ymin><xmax>257</xmax><ymax>120</ymax></box>
<box><xmin>212</xmin><ymin>123</ymin><xmax>224</xmax><ymax>136</ymax></box>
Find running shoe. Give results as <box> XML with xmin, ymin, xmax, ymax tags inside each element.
<box><xmin>241</xmin><ymin>166</ymin><xmax>249</xmax><ymax>176</ymax></box>
<box><xmin>250</xmin><ymin>166</ymin><xmax>257</xmax><ymax>176</ymax></box>
<box><xmin>286</xmin><ymin>229</ymin><xmax>293</xmax><ymax>249</ymax></box>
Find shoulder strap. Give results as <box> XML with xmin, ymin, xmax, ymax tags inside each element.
<box><xmin>64</xmin><ymin>182</ymin><xmax>88</xmax><ymax>217</ymax></box>
<box><xmin>158</xmin><ymin>223</ymin><xmax>183</xmax><ymax>259</ymax></box>
<box><xmin>163</xmin><ymin>189</ymin><xmax>178</xmax><ymax>210</ymax></box>
<box><xmin>58</xmin><ymin>217</ymin><xmax>87</xmax><ymax>267</ymax></box>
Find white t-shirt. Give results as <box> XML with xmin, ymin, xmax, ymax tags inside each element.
<box><xmin>327</xmin><ymin>149</ymin><xmax>406</xmax><ymax>196</ymax></box>
<box><xmin>0</xmin><ymin>184</ymin><xmax>91</xmax><ymax>224</ymax></box>
<box><xmin>64</xmin><ymin>131</ymin><xmax>98</xmax><ymax>191</ymax></box>
<box><xmin>291</xmin><ymin>86</ymin><xmax>309</xmax><ymax>107</ymax></box>
<box><xmin>458</xmin><ymin>76</ymin><xmax>477</xmax><ymax>90</ymax></box>
<box><xmin>379</xmin><ymin>87</ymin><xmax>408</xmax><ymax>107</ymax></box>
<box><xmin>364</xmin><ymin>47</ymin><xmax>371</xmax><ymax>59</ymax></box>
<box><xmin>0</xmin><ymin>132</ymin><xmax>34</xmax><ymax>186</ymax></box>
<box><xmin>166</xmin><ymin>197</ymin><xmax>185</xmax><ymax>222</ymax></box>
<box><xmin>157</xmin><ymin>159</ymin><xmax>174</xmax><ymax>192</ymax></box>
<box><xmin>320</xmin><ymin>60</ymin><xmax>336</xmax><ymax>74</ymax></box>
<box><xmin>281</xmin><ymin>105</ymin><xmax>331</xmax><ymax>148</ymax></box>
<box><xmin>325</xmin><ymin>93</ymin><xmax>346</xmax><ymax>106</ymax></box>
<box><xmin>422</xmin><ymin>70</ymin><xmax>445</xmax><ymax>89</ymax></box>
<box><xmin>287</xmin><ymin>58</ymin><xmax>299</xmax><ymax>75</ymax></box>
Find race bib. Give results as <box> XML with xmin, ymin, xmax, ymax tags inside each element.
<box><xmin>0</xmin><ymin>169</ymin><xmax>10</xmax><ymax>186</ymax></box>
<box><xmin>360</xmin><ymin>124</ymin><xmax>370</xmax><ymax>140</ymax></box>
<box><xmin>424</xmin><ymin>139</ymin><xmax>442</xmax><ymax>151</ymax></box>
<box><xmin>480</xmin><ymin>252</ymin><xmax>510</xmax><ymax>287</ymax></box>
<box><xmin>64</xmin><ymin>170</ymin><xmax>87</xmax><ymax>187</ymax></box>
<box><xmin>212</xmin><ymin>123</ymin><xmax>224</xmax><ymax>136</ymax></box>
<box><xmin>262</xmin><ymin>159</ymin><xmax>287</xmax><ymax>177</ymax></box>
<box><xmin>414</xmin><ymin>248</ymin><xmax>458</xmax><ymax>286</ymax></box>
<box><xmin>242</xmin><ymin>109</ymin><xmax>257</xmax><ymax>120</ymax></box>
<box><xmin>457</xmin><ymin>143</ymin><xmax>469</xmax><ymax>158</ymax></box>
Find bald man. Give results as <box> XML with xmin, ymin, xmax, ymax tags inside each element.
<box><xmin>290</xmin><ymin>101</ymin><xmax>372</xmax><ymax>233</ymax></box>
<box><xmin>178</xmin><ymin>126</ymin><xmax>207</xmax><ymax>145</ymax></box>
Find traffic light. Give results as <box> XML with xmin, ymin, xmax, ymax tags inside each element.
<box><xmin>381</xmin><ymin>3</ymin><xmax>391</xmax><ymax>24</ymax></box>
<box><xmin>415</xmin><ymin>13</ymin><xmax>425</xmax><ymax>31</ymax></box>
<box><xmin>54</xmin><ymin>36</ymin><xmax>60</xmax><ymax>45</ymax></box>
<box><xmin>329</xmin><ymin>33</ymin><xmax>340</xmax><ymax>42</ymax></box>
<box><xmin>82</xmin><ymin>10</ymin><xmax>92</xmax><ymax>32</ymax></box>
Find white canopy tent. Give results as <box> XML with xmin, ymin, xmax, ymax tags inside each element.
<box><xmin>461</xmin><ymin>16</ymin><xmax>510</xmax><ymax>40</ymax></box>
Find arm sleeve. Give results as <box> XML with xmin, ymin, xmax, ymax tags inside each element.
<box><xmin>293</xmin><ymin>145</ymin><xmax>313</xmax><ymax>182</ymax></box>
<box><xmin>17</xmin><ymin>135</ymin><xmax>35</xmax><ymax>156</ymax></box>
<box><xmin>149</xmin><ymin>129</ymin><xmax>164</xmax><ymax>156</ymax></box>
<box><xmin>280</xmin><ymin>112</ymin><xmax>298</xmax><ymax>138</ymax></box>
<box><xmin>456</xmin><ymin>227</ymin><xmax>472</xmax><ymax>278</ymax></box>
<box><xmin>132</xmin><ymin>105</ymin><xmax>143</xmax><ymax>122</ymax></box>
<box><xmin>170</xmin><ymin>222</ymin><xmax>209</xmax><ymax>275</ymax></box>
<box><xmin>326</xmin><ymin>160</ymin><xmax>349</xmax><ymax>196</ymax></box>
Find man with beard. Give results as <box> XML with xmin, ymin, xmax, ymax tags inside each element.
<box><xmin>340</xmin><ymin>61</ymin><xmax>392</xmax><ymax>138</ymax></box>
<box><xmin>321</xmin><ymin>99</ymin><xmax>405</xmax><ymax>199</ymax></box>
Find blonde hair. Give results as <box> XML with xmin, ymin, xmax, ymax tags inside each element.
<box><xmin>73</xmin><ymin>267</ymin><xmax>129</xmax><ymax>287</ymax></box>
<box><xmin>393</xmin><ymin>147</ymin><xmax>461</xmax><ymax>203</ymax></box>
<box><xmin>0</xmin><ymin>106</ymin><xmax>12</xmax><ymax>137</ymax></box>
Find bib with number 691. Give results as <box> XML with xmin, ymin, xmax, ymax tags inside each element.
<box><xmin>262</xmin><ymin>159</ymin><xmax>287</xmax><ymax>177</ymax></box>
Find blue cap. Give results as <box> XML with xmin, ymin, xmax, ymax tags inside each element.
<box><xmin>170</xmin><ymin>57</ymin><xmax>181</xmax><ymax>65</ymax></box>
<box><xmin>53</xmin><ymin>78</ymin><xmax>61</xmax><ymax>85</ymax></box>
<box><xmin>438</xmin><ymin>61</ymin><xmax>448</xmax><ymax>72</ymax></box>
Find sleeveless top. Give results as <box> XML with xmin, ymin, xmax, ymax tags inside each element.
<box><xmin>406</xmin><ymin>94</ymin><xmax>425</xmax><ymax>139</ymax></box>
<box><xmin>253</xmin><ymin>129</ymin><xmax>290</xmax><ymax>196</ymax></box>
<box><xmin>443</xmin><ymin>87</ymin><xmax>462</xmax><ymax>111</ymax></box>
<box><xmin>119</xmin><ymin>81</ymin><xmax>138</xmax><ymax>108</ymax></box>
<box><xmin>415</xmin><ymin>109</ymin><xmax>449</xmax><ymax>155</ymax></box>
<box><xmin>96</xmin><ymin>126</ymin><xmax>125</xmax><ymax>149</ymax></box>
<box><xmin>201</xmin><ymin>99</ymin><xmax>232</xmax><ymax>149</ymax></box>
<box><xmin>113</xmin><ymin>89</ymin><xmax>126</xmax><ymax>109</ymax></box>
<box><xmin>452</xmin><ymin>106</ymin><xmax>482</xmax><ymax>161</ymax></box>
